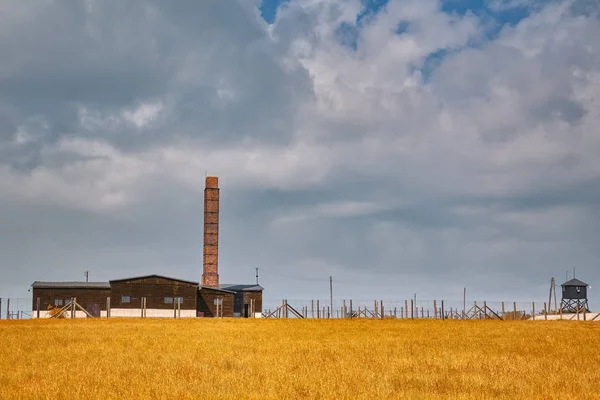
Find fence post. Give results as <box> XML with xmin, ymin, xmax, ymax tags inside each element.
<box><xmin>317</xmin><ymin>300</ymin><xmax>320</xmax><ymax>319</ymax></box>
<box><xmin>532</xmin><ymin>302</ymin><xmax>535</xmax><ymax>321</ymax></box>
<box><xmin>544</xmin><ymin>302</ymin><xmax>547</xmax><ymax>320</ymax></box>
<box><xmin>311</xmin><ymin>300</ymin><xmax>314</xmax><ymax>318</ymax></box>
<box><xmin>72</xmin><ymin>297</ymin><xmax>77</xmax><ymax>319</ymax></box>
<box><xmin>107</xmin><ymin>297</ymin><xmax>111</xmax><ymax>318</ymax></box>
<box><xmin>559</xmin><ymin>304</ymin><xmax>562</xmax><ymax>320</ymax></box>
<box><xmin>37</xmin><ymin>297</ymin><xmax>40</xmax><ymax>319</ymax></box>
<box><xmin>441</xmin><ymin>300</ymin><xmax>445</xmax><ymax>321</ymax></box>
<box><xmin>421</xmin><ymin>307</ymin><xmax>424</xmax><ymax>319</ymax></box>
<box><xmin>513</xmin><ymin>302</ymin><xmax>517</xmax><ymax>320</ymax></box>
<box><xmin>350</xmin><ymin>300</ymin><xmax>353</xmax><ymax>319</ymax></box>
<box><xmin>427</xmin><ymin>309</ymin><xmax>430</xmax><ymax>318</ymax></box>
<box><xmin>178</xmin><ymin>298</ymin><xmax>181</xmax><ymax>319</ymax></box>
<box><xmin>6</xmin><ymin>298</ymin><xmax>10</xmax><ymax>320</ymax></box>
<box><xmin>410</xmin><ymin>299</ymin><xmax>414</xmax><ymax>319</ymax></box>
<box><xmin>583</xmin><ymin>304</ymin><xmax>587</xmax><ymax>321</ymax></box>
<box><xmin>433</xmin><ymin>300</ymin><xmax>437</xmax><ymax>320</ymax></box>
<box><xmin>380</xmin><ymin>300</ymin><xmax>384</xmax><ymax>320</ymax></box>
<box><xmin>0</xmin><ymin>298</ymin><xmax>2</xmax><ymax>320</ymax></box>
<box><xmin>501</xmin><ymin>302</ymin><xmax>505</xmax><ymax>320</ymax></box>
<box><xmin>484</xmin><ymin>301</ymin><xmax>487</xmax><ymax>319</ymax></box>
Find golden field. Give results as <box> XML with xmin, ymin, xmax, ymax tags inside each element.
<box><xmin>1</xmin><ymin>319</ymin><xmax>599</xmax><ymax>400</ymax></box>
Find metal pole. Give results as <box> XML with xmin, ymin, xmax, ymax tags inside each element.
<box><xmin>329</xmin><ymin>276</ymin><xmax>333</xmax><ymax>320</ymax></box>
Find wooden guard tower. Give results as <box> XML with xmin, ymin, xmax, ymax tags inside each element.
<box><xmin>560</xmin><ymin>278</ymin><xmax>590</xmax><ymax>313</ymax></box>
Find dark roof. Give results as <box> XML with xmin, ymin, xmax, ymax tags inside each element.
<box><xmin>219</xmin><ymin>284</ymin><xmax>264</xmax><ymax>292</ymax></box>
<box><xmin>561</xmin><ymin>278</ymin><xmax>589</xmax><ymax>287</ymax></box>
<box><xmin>109</xmin><ymin>274</ymin><xmax>198</xmax><ymax>286</ymax></box>
<box><xmin>32</xmin><ymin>281</ymin><xmax>110</xmax><ymax>290</ymax></box>
<box><xmin>198</xmin><ymin>285</ymin><xmax>236</xmax><ymax>294</ymax></box>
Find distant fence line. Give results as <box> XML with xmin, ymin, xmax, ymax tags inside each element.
<box><xmin>1</xmin><ymin>296</ymin><xmax>598</xmax><ymax>321</ymax></box>
<box><xmin>261</xmin><ymin>299</ymin><xmax>599</xmax><ymax>321</ymax></box>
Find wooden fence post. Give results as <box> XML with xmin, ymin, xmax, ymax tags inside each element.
<box><xmin>311</xmin><ymin>300</ymin><xmax>314</xmax><ymax>318</ymax></box>
<box><xmin>350</xmin><ymin>300</ymin><xmax>353</xmax><ymax>319</ymax></box>
<box><xmin>501</xmin><ymin>302</ymin><xmax>505</xmax><ymax>320</ymax></box>
<box><xmin>0</xmin><ymin>298</ymin><xmax>2</xmax><ymax>320</ymax></box>
<box><xmin>433</xmin><ymin>300</ymin><xmax>437</xmax><ymax>320</ymax></box>
<box><xmin>107</xmin><ymin>297</ymin><xmax>111</xmax><ymax>318</ymax></box>
<box><xmin>72</xmin><ymin>297</ymin><xmax>76</xmax><ymax>319</ymax></box>
<box><xmin>532</xmin><ymin>302</ymin><xmax>535</xmax><ymax>321</ymax></box>
<box><xmin>317</xmin><ymin>300</ymin><xmax>320</xmax><ymax>319</ymax></box>
<box><xmin>381</xmin><ymin>300</ymin><xmax>384</xmax><ymax>320</ymax></box>
<box><xmin>544</xmin><ymin>302</ymin><xmax>547</xmax><ymax>320</ymax></box>
<box><xmin>559</xmin><ymin>304</ymin><xmax>562</xmax><ymax>320</ymax></box>
<box><xmin>427</xmin><ymin>309</ymin><xmax>430</xmax><ymax>318</ymax></box>
<box><xmin>410</xmin><ymin>300</ymin><xmax>414</xmax><ymax>319</ymax></box>
<box><xmin>513</xmin><ymin>302</ymin><xmax>517</xmax><ymax>320</ymax></box>
<box><xmin>404</xmin><ymin>300</ymin><xmax>408</xmax><ymax>319</ymax></box>
<box><xmin>484</xmin><ymin>301</ymin><xmax>487</xmax><ymax>319</ymax></box>
<box><xmin>7</xmin><ymin>298</ymin><xmax>10</xmax><ymax>320</ymax></box>
<box><xmin>441</xmin><ymin>300</ymin><xmax>445</xmax><ymax>321</ymax></box>
<box><xmin>36</xmin><ymin>297</ymin><xmax>40</xmax><ymax>319</ymax></box>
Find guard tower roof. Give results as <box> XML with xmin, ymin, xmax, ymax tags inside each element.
<box><xmin>561</xmin><ymin>278</ymin><xmax>588</xmax><ymax>287</ymax></box>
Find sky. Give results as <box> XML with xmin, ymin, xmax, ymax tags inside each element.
<box><xmin>0</xmin><ymin>0</ymin><xmax>599</xmax><ymax>310</ymax></box>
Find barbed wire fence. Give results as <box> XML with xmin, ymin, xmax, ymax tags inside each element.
<box><xmin>2</xmin><ymin>296</ymin><xmax>597</xmax><ymax>321</ymax></box>
<box><xmin>0</xmin><ymin>298</ymin><xmax>32</xmax><ymax>320</ymax></box>
<box><xmin>261</xmin><ymin>298</ymin><xmax>599</xmax><ymax>321</ymax></box>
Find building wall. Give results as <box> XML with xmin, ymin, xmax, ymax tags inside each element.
<box><xmin>244</xmin><ymin>291</ymin><xmax>263</xmax><ymax>317</ymax></box>
<box><xmin>562</xmin><ymin>286</ymin><xmax>587</xmax><ymax>299</ymax></box>
<box><xmin>110</xmin><ymin>276</ymin><xmax>197</xmax><ymax>311</ymax></box>
<box><xmin>31</xmin><ymin>288</ymin><xmax>110</xmax><ymax>317</ymax></box>
<box><xmin>197</xmin><ymin>288</ymin><xmax>234</xmax><ymax>317</ymax></box>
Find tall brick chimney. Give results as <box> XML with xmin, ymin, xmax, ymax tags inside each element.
<box><xmin>202</xmin><ymin>176</ymin><xmax>219</xmax><ymax>288</ymax></box>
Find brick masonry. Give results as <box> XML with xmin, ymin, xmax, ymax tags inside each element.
<box><xmin>202</xmin><ymin>176</ymin><xmax>219</xmax><ymax>288</ymax></box>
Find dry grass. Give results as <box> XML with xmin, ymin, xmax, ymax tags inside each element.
<box><xmin>1</xmin><ymin>319</ymin><xmax>599</xmax><ymax>399</ymax></box>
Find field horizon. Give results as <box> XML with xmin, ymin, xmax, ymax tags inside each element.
<box><xmin>2</xmin><ymin>319</ymin><xmax>599</xmax><ymax>399</ymax></box>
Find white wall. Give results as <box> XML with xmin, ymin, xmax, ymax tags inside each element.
<box><xmin>109</xmin><ymin>308</ymin><xmax>197</xmax><ymax>318</ymax></box>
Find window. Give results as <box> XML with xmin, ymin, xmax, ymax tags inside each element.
<box><xmin>54</xmin><ymin>299</ymin><xmax>63</xmax><ymax>306</ymax></box>
<box><xmin>165</xmin><ymin>296</ymin><xmax>183</xmax><ymax>304</ymax></box>
<box><xmin>65</xmin><ymin>299</ymin><xmax>72</xmax><ymax>305</ymax></box>
<box><xmin>121</xmin><ymin>295</ymin><xmax>131</xmax><ymax>304</ymax></box>
<box><xmin>576</xmin><ymin>286</ymin><xmax>581</xmax><ymax>293</ymax></box>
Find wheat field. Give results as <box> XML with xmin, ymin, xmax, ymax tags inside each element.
<box><xmin>1</xmin><ymin>319</ymin><xmax>599</xmax><ymax>400</ymax></box>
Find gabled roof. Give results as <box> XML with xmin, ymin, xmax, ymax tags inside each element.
<box><xmin>109</xmin><ymin>274</ymin><xmax>199</xmax><ymax>286</ymax></box>
<box><xmin>32</xmin><ymin>281</ymin><xmax>110</xmax><ymax>290</ymax></box>
<box><xmin>219</xmin><ymin>284</ymin><xmax>264</xmax><ymax>292</ymax></box>
<box><xmin>561</xmin><ymin>278</ymin><xmax>589</xmax><ymax>287</ymax></box>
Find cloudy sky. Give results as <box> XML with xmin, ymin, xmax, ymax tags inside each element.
<box><xmin>1</xmin><ymin>0</ymin><xmax>599</xmax><ymax>309</ymax></box>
